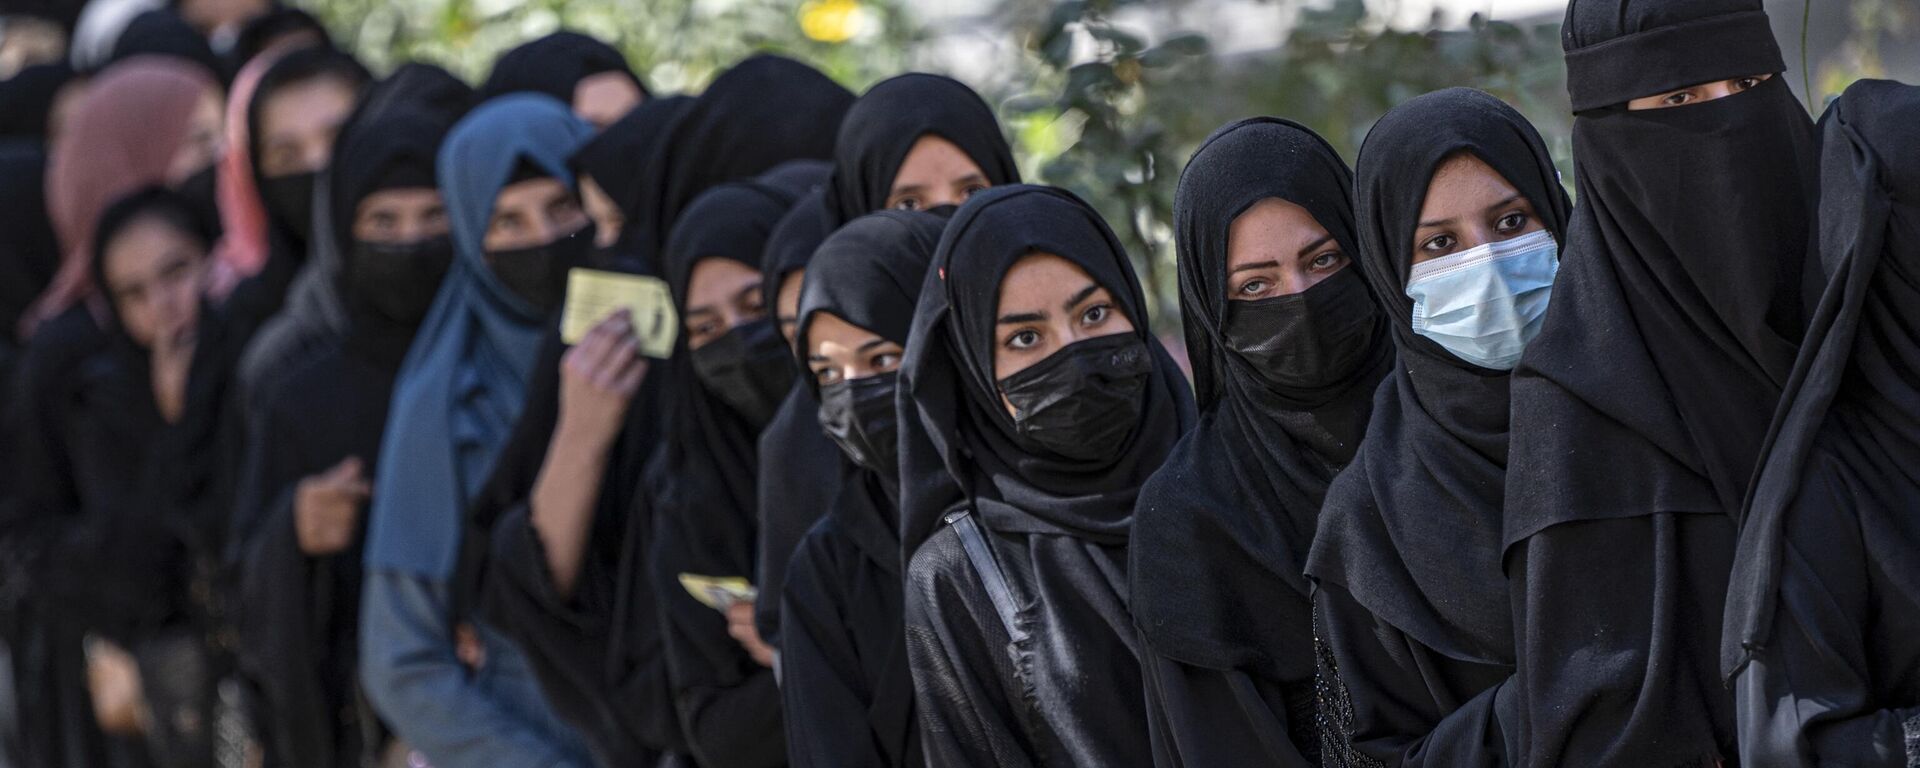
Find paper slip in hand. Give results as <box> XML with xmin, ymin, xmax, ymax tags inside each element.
<box><xmin>677</xmin><ymin>573</ymin><xmax>759</xmax><ymax>612</ymax></box>
<box><xmin>560</xmin><ymin>268</ymin><xmax>677</xmax><ymax>358</ymax></box>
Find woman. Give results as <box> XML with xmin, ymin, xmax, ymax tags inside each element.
<box><xmin>29</xmin><ymin>186</ymin><xmax>252</xmax><ymax>767</ymax></box>
<box><xmin>781</xmin><ymin>209</ymin><xmax>948</xmax><ymax>768</ymax></box>
<box><xmin>899</xmin><ymin>184</ymin><xmax>1194</xmax><ymax>768</ymax></box>
<box><xmin>1504</xmin><ymin>0</ymin><xmax>1816</xmax><ymax>763</ymax></box>
<box><xmin>211</xmin><ymin>44</ymin><xmax>370</xmax><ymax>301</ymax></box>
<box><xmin>357</xmin><ymin>93</ymin><xmax>596</xmax><ymax>768</ymax></box>
<box><xmin>570</xmin><ymin>93</ymin><xmax>694</xmax><ymax>269</ymax></box>
<box><xmin>825</xmin><ymin>72</ymin><xmax>1020</xmax><ymax>225</ymax></box>
<box><xmin>235</xmin><ymin>62</ymin><xmax>474</xmax><ymax>414</ymax></box>
<box><xmin>1305</xmin><ymin>89</ymin><xmax>1569</xmax><ymax>767</ymax></box>
<box><xmin>229</xmin><ymin>83</ymin><xmax>465</xmax><ymax>768</ymax></box>
<box><xmin>1723</xmin><ymin>80</ymin><xmax>1920</xmax><ymax>766</ymax></box>
<box><xmin>1128</xmin><ymin>116</ymin><xmax>1392</xmax><ymax>767</ymax></box>
<box><xmin>645</xmin><ymin>180</ymin><xmax>805</xmax><ymax>768</ymax></box>
<box><xmin>480</xmin><ymin>30</ymin><xmax>649</xmax><ymax>130</ymax></box>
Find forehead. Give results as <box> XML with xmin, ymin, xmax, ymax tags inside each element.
<box><xmin>358</xmin><ymin>187</ymin><xmax>441</xmax><ymax>212</ymax></box>
<box><xmin>493</xmin><ymin>176</ymin><xmax>567</xmax><ymax>208</ymax></box>
<box><xmin>996</xmin><ymin>251</ymin><xmax>1096</xmax><ymax>308</ymax></box>
<box><xmin>260</xmin><ymin>77</ymin><xmax>356</xmax><ymax>127</ymax></box>
<box><xmin>1419</xmin><ymin>153</ymin><xmax>1519</xmax><ymax>216</ymax></box>
<box><xmin>104</xmin><ymin>216</ymin><xmax>200</xmax><ymax>283</ymax></box>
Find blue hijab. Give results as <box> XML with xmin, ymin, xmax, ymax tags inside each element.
<box><xmin>365</xmin><ymin>94</ymin><xmax>593</xmax><ymax>579</ymax></box>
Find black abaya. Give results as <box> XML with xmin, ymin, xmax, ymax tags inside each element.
<box><xmin>778</xmin><ymin>210</ymin><xmax>946</xmax><ymax>768</ymax></box>
<box><xmin>1721</xmin><ymin>79</ymin><xmax>1920</xmax><ymax>766</ymax></box>
<box><xmin>1128</xmin><ymin>117</ymin><xmax>1390</xmax><ymax>768</ymax></box>
<box><xmin>1503</xmin><ymin>2</ymin><xmax>1816</xmax><ymax>765</ymax></box>
<box><xmin>898</xmin><ymin>185</ymin><xmax>1193</xmax><ymax>768</ymax></box>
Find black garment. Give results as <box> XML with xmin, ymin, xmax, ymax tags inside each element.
<box><xmin>898</xmin><ymin>185</ymin><xmax>1193</xmax><ymax>767</ymax></box>
<box><xmin>480</xmin><ymin>30</ymin><xmax>648</xmax><ymax>105</ymax></box>
<box><xmin>824</xmin><ymin>73</ymin><xmax>1019</xmax><ymax>226</ymax></box>
<box><xmin>1300</xmin><ymin>90</ymin><xmax>1569</xmax><ymax>768</ymax></box>
<box><xmin>0</xmin><ymin>63</ymin><xmax>74</xmax><ymax>140</ymax></box>
<box><xmin>647</xmin><ymin>179</ymin><xmax>805</xmax><ymax>768</ymax></box>
<box><xmin>231</xmin><ymin>6</ymin><xmax>333</xmax><ymax>72</ymax></box>
<box><xmin>571</xmin><ymin>94</ymin><xmax>695</xmax><ymax>270</ymax></box>
<box><xmin>1720</xmin><ymin>80</ymin><xmax>1920</xmax><ymax>766</ymax></box>
<box><xmin>778</xmin><ymin>210</ymin><xmax>945</xmax><ymax>768</ymax></box>
<box><xmin>228</xmin><ymin>89</ymin><xmax>460</xmax><ymax>768</ymax></box>
<box><xmin>107</xmin><ymin>10</ymin><xmax>225</xmax><ymax>82</ymax></box>
<box><xmin>629</xmin><ymin>55</ymin><xmax>853</xmax><ymax>274</ymax></box>
<box><xmin>1127</xmin><ymin>117</ymin><xmax>1390</xmax><ymax>768</ymax></box>
<box><xmin>475</xmin><ymin>329</ymin><xmax>688</xmax><ymax>768</ymax></box>
<box><xmin>0</xmin><ymin>142</ymin><xmax>59</xmax><ymax>349</ymax></box>
<box><xmin>753</xmin><ymin>190</ymin><xmax>840</xmax><ymax>646</ymax></box>
<box><xmin>1503</xmin><ymin>3</ymin><xmax>1816</xmax><ymax>765</ymax></box>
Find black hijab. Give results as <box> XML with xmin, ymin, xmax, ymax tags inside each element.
<box><xmin>569</xmin><ymin>94</ymin><xmax>694</xmax><ymax>267</ymax></box>
<box><xmin>652</xmin><ymin>179</ymin><xmax>804</xmax><ymax>575</ymax></box>
<box><xmin>1306</xmin><ymin>88</ymin><xmax>1571</xmax><ymax>663</ymax></box>
<box><xmin>631</xmin><ymin>55</ymin><xmax>854</xmax><ymax>274</ymax></box>
<box><xmin>1506</xmin><ymin>0</ymin><xmax>1816</xmax><ymax>542</ymax></box>
<box><xmin>0</xmin><ymin>63</ymin><xmax>74</xmax><ymax>140</ymax></box>
<box><xmin>794</xmin><ymin>210</ymin><xmax>948</xmax><ymax>570</ymax></box>
<box><xmin>479</xmin><ymin>30</ymin><xmax>648</xmax><ymax>105</ymax></box>
<box><xmin>1130</xmin><ymin>117</ymin><xmax>1390</xmax><ymax>673</ymax></box>
<box><xmin>824</xmin><ymin>72</ymin><xmax>1020</xmax><ymax>226</ymax></box>
<box><xmin>1723</xmin><ymin>79</ymin><xmax>1920</xmax><ymax>678</ymax></box>
<box><xmin>898</xmin><ymin>184</ymin><xmax>1193</xmax><ymax>557</ymax></box>
<box><xmin>108</xmin><ymin>9</ymin><xmax>225</xmax><ymax>82</ymax></box>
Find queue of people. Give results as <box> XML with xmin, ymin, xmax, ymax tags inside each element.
<box><xmin>1</xmin><ymin>0</ymin><xmax>1916</xmax><ymax>766</ymax></box>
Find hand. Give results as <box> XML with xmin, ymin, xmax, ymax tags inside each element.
<box><xmin>85</xmin><ymin>637</ymin><xmax>146</xmax><ymax>735</ymax></box>
<box><xmin>556</xmin><ymin>310</ymin><xmax>648</xmax><ymax>452</ymax></box>
<box><xmin>149</xmin><ymin>323</ymin><xmax>196</xmax><ymax>423</ymax></box>
<box><xmin>726</xmin><ymin>600</ymin><xmax>776</xmax><ymax>668</ymax></box>
<box><xmin>454</xmin><ymin>622</ymin><xmax>486</xmax><ymax>671</ymax></box>
<box><xmin>295</xmin><ymin>457</ymin><xmax>371</xmax><ymax>555</ymax></box>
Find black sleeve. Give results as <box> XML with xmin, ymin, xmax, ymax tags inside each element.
<box><xmin>1317</xmin><ymin>582</ymin><xmax>1512</xmax><ymax>767</ymax></box>
<box><xmin>1732</xmin><ymin>461</ymin><xmax>1915</xmax><ymax>767</ymax></box>
<box><xmin>903</xmin><ymin>531</ymin><xmax>1037</xmax><ymax>768</ymax></box>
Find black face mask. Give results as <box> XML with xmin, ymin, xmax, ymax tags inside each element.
<box><xmin>691</xmin><ymin>317</ymin><xmax>793</xmax><ymax>428</ymax></box>
<box><xmin>818</xmin><ymin>371</ymin><xmax>900</xmax><ymax>476</ymax></box>
<box><xmin>173</xmin><ymin>162</ymin><xmax>222</xmax><ymax>241</ymax></box>
<box><xmin>1223</xmin><ymin>266</ymin><xmax>1380</xmax><ymax>394</ymax></box>
<box><xmin>484</xmin><ymin>223</ymin><xmax>596</xmax><ymax>314</ymax></box>
<box><xmin>996</xmin><ymin>332</ymin><xmax>1153</xmax><ymax>463</ymax></box>
<box><xmin>260</xmin><ymin>170</ymin><xmax>318</xmax><ymax>242</ymax></box>
<box><xmin>348</xmin><ymin>235</ymin><xmax>455</xmax><ymax>326</ymax></box>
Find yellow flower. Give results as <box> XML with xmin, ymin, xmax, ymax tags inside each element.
<box><xmin>800</xmin><ymin>0</ymin><xmax>864</xmax><ymax>43</ymax></box>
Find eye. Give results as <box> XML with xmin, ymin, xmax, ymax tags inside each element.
<box><xmin>1421</xmin><ymin>233</ymin><xmax>1456</xmax><ymax>253</ymax></box>
<box><xmin>892</xmin><ymin>197</ymin><xmax>922</xmax><ymax>212</ymax></box>
<box><xmin>1733</xmin><ymin>76</ymin><xmax>1763</xmax><ymax>91</ymax></box>
<box><xmin>872</xmin><ymin>352</ymin><xmax>901</xmax><ymax>371</ymax></box>
<box><xmin>1005</xmin><ymin>329</ymin><xmax>1040</xmax><ymax>350</ymax></box>
<box><xmin>1081</xmin><ymin>303</ymin><xmax>1111</xmax><ymax>327</ymax></box>
<box><xmin>813</xmin><ymin>366</ymin><xmax>840</xmax><ymax>385</ymax></box>
<box><xmin>1495</xmin><ymin>212</ymin><xmax>1529</xmax><ymax>233</ymax></box>
<box><xmin>1236</xmin><ymin>279</ymin><xmax>1269</xmax><ymax>297</ymax></box>
<box><xmin>1308</xmin><ymin>250</ymin><xmax>1345</xmax><ymax>272</ymax></box>
<box><xmin>960</xmin><ymin>183</ymin><xmax>988</xmax><ymax>200</ymax></box>
<box><xmin>1662</xmin><ymin>90</ymin><xmax>1694</xmax><ymax>107</ymax></box>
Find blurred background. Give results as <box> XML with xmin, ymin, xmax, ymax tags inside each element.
<box><xmin>3</xmin><ymin>0</ymin><xmax>1913</xmax><ymax>320</ymax></box>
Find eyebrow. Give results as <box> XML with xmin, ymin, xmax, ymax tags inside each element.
<box><xmin>890</xmin><ymin>183</ymin><xmax>925</xmax><ymax>197</ymax></box>
<box><xmin>857</xmin><ymin>338</ymin><xmax>890</xmax><ymax>352</ymax></box>
<box><xmin>1063</xmin><ymin>283</ymin><xmax>1100</xmax><ymax>311</ymax></box>
<box><xmin>1481</xmin><ymin>194</ymin><xmax>1523</xmax><ymax>215</ymax></box>
<box><xmin>997</xmin><ymin>310</ymin><xmax>1045</xmax><ymax>325</ymax></box>
<box><xmin>953</xmin><ymin>173</ymin><xmax>988</xmax><ymax>185</ymax></box>
<box><xmin>1229</xmin><ymin>259</ymin><xmax>1280</xmax><ymax>276</ymax></box>
<box><xmin>1295</xmin><ymin>233</ymin><xmax>1334</xmax><ymax>257</ymax></box>
<box><xmin>733</xmin><ymin>283</ymin><xmax>763</xmax><ymax>305</ymax></box>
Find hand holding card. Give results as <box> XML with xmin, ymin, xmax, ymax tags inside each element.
<box><xmin>561</xmin><ymin>268</ymin><xmax>678</xmax><ymax>357</ymax></box>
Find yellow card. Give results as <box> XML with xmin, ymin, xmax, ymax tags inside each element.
<box><xmin>560</xmin><ymin>268</ymin><xmax>677</xmax><ymax>358</ymax></box>
<box><xmin>677</xmin><ymin>573</ymin><xmax>759</xmax><ymax>612</ymax></box>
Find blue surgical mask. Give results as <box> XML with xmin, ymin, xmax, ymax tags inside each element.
<box><xmin>1404</xmin><ymin>228</ymin><xmax>1557</xmax><ymax>370</ymax></box>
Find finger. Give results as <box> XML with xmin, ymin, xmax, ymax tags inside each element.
<box><xmin>326</xmin><ymin>456</ymin><xmax>363</xmax><ymax>483</ymax></box>
<box><xmin>341</xmin><ymin>479</ymin><xmax>373</xmax><ymax>499</ymax></box>
<box><xmin>612</xmin><ymin>358</ymin><xmax>647</xmax><ymax>396</ymax></box>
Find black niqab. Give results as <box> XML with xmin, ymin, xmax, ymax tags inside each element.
<box><xmin>824</xmin><ymin>72</ymin><xmax>1020</xmax><ymax>226</ymax></box>
<box><xmin>1506</xmin><ymin>0</ymin><xmax>1815</xmax><ymax>539</ymax></box>
<box><xmin>630</xmin><ymin>55</ymin><xmax>853</xmax><ymax>274</ymax></box>
<box><xmin>1131</xmin><ymin>117</ymin><xmax>1389</xmax><ymax>674</ymax></box>
<box><xmin>480</xmin><ymin>30</ymin><xmax>647</xmax><ymax>105</ymax></box>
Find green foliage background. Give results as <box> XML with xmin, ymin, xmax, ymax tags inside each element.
<box><xmin>305</xmin><ymin>0</ymin><xmax>1907</xmax><ymax>323</ymax></box>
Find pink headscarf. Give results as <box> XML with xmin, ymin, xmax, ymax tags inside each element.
<box><xmin>23</xmin><ymin>55</ymin><xmax>219</xmax><ymax>338</ymax></box>
<box><xmin>207</xmin><ymin>44</ymin><xmax>298</xmax><ymax>298</ymax></box>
